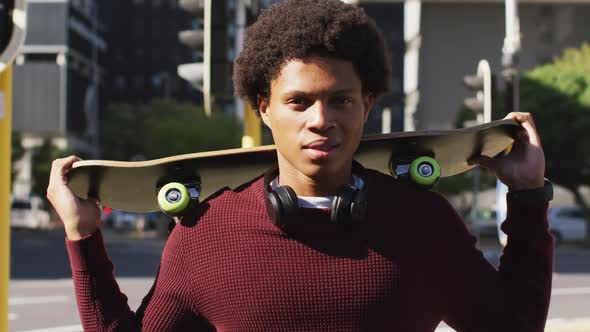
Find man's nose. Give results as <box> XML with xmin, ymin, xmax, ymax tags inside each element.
<box><xmin>307</xmin><ymin>101</ymin><xmax>333</xmax><ymax>131</ymax></box>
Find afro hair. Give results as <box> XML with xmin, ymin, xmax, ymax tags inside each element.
<box><xmin>233</xmin><ymin>0</ymin><xmax>392</xmax><ymax>114</ymax></box>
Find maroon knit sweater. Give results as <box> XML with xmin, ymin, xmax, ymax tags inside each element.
<box><xmin>66</xmin><ymin>168</ymin><xmax>553</xmax><ymax>332</ymax></box>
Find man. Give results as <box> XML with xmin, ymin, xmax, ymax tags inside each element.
<box><xmin>47</xmin><ymin>0</ymin><xmax>553</xmax><ymax>331</ymax></box>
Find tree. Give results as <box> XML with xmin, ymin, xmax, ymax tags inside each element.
<box><xmin>100</xmin><ymin>99</ymin><xmax>242</xmax><ymax>161</ymax></box>
<box><xmin>99</xmin><ymin>103</ymin><xmax>145</xmax><ymax>161</ymax></box>
<box><xmin>31</xmin><ymin>139</ymin><xmax>73</xmax><ymax>204</ymax></box>
<box><xmin>141</xmin><ymin>99</ymin><xmax>242</xmax><ymax>158</ymax></box>
<box><xmin>519</xmin><ymin>43</ymin><xmax>590</xmax><ymax>242</ymax></box>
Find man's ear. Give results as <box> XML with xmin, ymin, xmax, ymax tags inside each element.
<box><xmin>257</xmin><ymin>95</ymin><xmax>271</xmax><ymax>129</ymax></box>
<box><xmin>363</xmin><ymin>94</ymin><xmax>374</xmax><ymax>124</ymax></box>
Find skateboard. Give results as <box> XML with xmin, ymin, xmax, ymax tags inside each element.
<box><xmin>67</xmin><ymin>119</ymin><xmax>522</xmax><ymax>215</ymax></box>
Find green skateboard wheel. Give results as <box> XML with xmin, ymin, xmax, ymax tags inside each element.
<box><xmin>409</xmin><ymin>156</ymin><xmax>441</xmax><ymax>187</ymax></box>
<box><xmin>158</xmin><ymin>182</ymin><xmax>190</xmax><ymax>214</ymax></box>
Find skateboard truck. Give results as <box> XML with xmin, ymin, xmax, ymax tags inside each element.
<box><xmin>156</xmin><ymin>180</ymin><xmax>201</xmax><ymax>216</ymax></box>
<box><xmin>389</xmin><ymin>155</ymin><xmax>441</xmax><ymax>189</ymax></box>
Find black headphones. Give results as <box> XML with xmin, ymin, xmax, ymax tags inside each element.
<box><xmin>263</xmin><ymin>162</ymin><xmax>368</xmax><ymax>227</ymax></box>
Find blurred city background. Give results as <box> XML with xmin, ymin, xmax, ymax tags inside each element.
<box><xmin>2</xmin><ymin>0</ymin><xmax>590</xmax><ymax>331</ymax></box>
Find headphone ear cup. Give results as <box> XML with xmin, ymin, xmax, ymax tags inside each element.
<box><xmin>267</xmin><ymin>190</ymin><xmax>283</xmax><ymax>225</ymax></box>
<box><xmin>331</xmin><ymin>185</ymin><xmax>357</xmax><ymax>224</ymax></box>
<box><xmin>350</xmin><ymin>184</ymin><xmax>368</xmax><ymax>224</ymax></box>
<box><xmin>274</xmin><ymin>186</ymin><xmax>299</xmax><ymax>225</ymax></box>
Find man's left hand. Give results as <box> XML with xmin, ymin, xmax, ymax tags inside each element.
<box><xmin>469</xmin><ymin>112</ymin><xmax>546</xmax><ymax>190</ymax></box>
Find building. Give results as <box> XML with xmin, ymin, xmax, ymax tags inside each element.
<box><xmin>101</xmin><ymin>0</ymin><xmax>198</xmax><ymax>104</ymax></box>
<box><xmin>357</xmin><ymin>2</ymin><xmax>406</xmax><ymax>134</ymax></box>
<box><xmin>13</xmin><ymin>0</ymin><xmax>105</xmax><ymax>153</ymax></box>
<box><xmin>11</xmin><ymin>0</ymin><xmax>107</xmax><ymax>197</ymax></box>
<box><xmin>415</xmin><ymin>0</ymin><xmax>590</xmax><ymax>130</ymax></box>
<box><xmin>11</xmin><ymin>0</ymin><xmax>200</xmax><ymax>197</ymax></box>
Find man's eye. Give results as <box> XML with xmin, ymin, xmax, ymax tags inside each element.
<box><xmin>289</xmin><ymin>98</ymin><xmax>309</xmax><ymax>105</ymax></box>
<box><xmin>333</xmin><ymin>97</ymin><xmax>353</xmax><ymax>105</ymax></box>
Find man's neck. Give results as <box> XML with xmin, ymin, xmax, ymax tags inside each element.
<box><xmin>276</xmin><ymin>156</ymin><xmax>353</xmax><ymax>197</ymax></box>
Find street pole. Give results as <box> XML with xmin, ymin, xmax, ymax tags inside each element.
<box><xmin>91</xmin><ymin>2</ymin><xmax>100</xmax><ymax>158</ymax></box>
<box><xmin>403</xmin><ymin>0</ymin><xmax>422</xmax><ymax>131</ymax></box>
<box><xmin>496</xmin><ymin>0</ymin><xmax>521</xmax><ymax>246</ymax></box>
<box><xmin>502</xmin><ymin>0</ymin><xmax>520</xmax><ymax>115</ymax></box>
<box><xmin>0</xmin><ymin>65</ymin><xmax>13</xmax><ymax>332</ymax></box>
<box><xmin>236</xmin><ymin>0</ymin><xmax>261</xmax><ymax>148</ymax></box>
<box><xmin>1</xmin><ymin>1</ymin><xmax>26</xmax><ymax>328</ymax></box>
<box><xmin>464</xmin><ymin>59</ymin><xmax>492</xmax><ymax>227</ymax></box>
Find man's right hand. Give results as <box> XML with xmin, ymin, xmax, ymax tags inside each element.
<box><xmin>47</xmin><ymin>156</ymin><xmax>101</xmax><ymax>240</ymax></box>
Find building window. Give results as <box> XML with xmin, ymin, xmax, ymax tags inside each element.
<box><xmin>26</xmin><ymin>53</ymin><xmax>58</xmax><ymax>63</ymax></box>
<box><xmin>133</xmin><ymin>75</ymin><xmax>145</xmax><ymax>91</ymax></box>
<box><xmin>133</xmin><ymin>20</ymin><xmax>145</xmax><ymax>37</ymax></box>
<box><xmin>152</xmin><ymin>50</ymin><xmax>161</xmax><ymax>62</ymax></box>
<box><xmin>115</xmin><ymin>76</ymin><xmax>127</xmax><ymax>90</ymax></box>
<box><xmin>152</xmin><ymin>20</ymin><xmax>161</xmax><ymax>37</ymax></box>
<box><xmin>135</xmin><ymin>50</ymin><xmax>145</xmax><ymax>64</ymax></box>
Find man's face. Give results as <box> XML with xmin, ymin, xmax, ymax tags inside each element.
<box><xmin>258</xmin><ymin>56</ymin><xmax>372</xmax><ymax>180</ymax></box>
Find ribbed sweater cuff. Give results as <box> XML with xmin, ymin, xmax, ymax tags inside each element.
<box><xmin>65</xmin><ymin>228</ymin><xmax>112</xmax><ymax>272</ymax></box>
<box><xmin>502</xmin><ymin>197</ymin><xmax>549</xmax><ymax>235</ymax></box>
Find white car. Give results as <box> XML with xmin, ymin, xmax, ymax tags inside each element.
<box><xmin>10</xmin><ymin>196</ymin><xmax>51</xmax><ymax>230</ymax></box>
<box><xmin>111</xmin><ymin>210</ymin><xmax>146</xmax><ymax>230</ymax></box>
<box><xmin>548</xmin><ymin>207</ymin><xmax>588</xmax><ymax>244</ymax></box>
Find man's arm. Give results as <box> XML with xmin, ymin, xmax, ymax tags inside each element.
<box><xmin>439</xmin><ymin>194</ymin><xmax>553</xmax><ymax>332</ymax></box>
<box><xmin>439</xmin><ymin>111</ymin><xmax>552</xmax><ymax>331</ymax></box>
<box><xmin>66</xmin><ymin>226</ymin><xmax>202</xmax><ymax>331</ymax></box>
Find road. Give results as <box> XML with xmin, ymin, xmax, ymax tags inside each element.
<box><xmin>9</xmin><ymin>228</ymin><xmax>590</xmax><ymax>331</ymax></box>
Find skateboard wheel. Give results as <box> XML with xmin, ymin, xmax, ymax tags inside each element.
<box><xmin>409</xmin><ymin>157</ymin><xmax>441</xmax><ymax>187</ymax></box>
<box><xmin>158</xmin><ymin>182</ymin><xmax>190</xmax><ymax>215</ymax></box>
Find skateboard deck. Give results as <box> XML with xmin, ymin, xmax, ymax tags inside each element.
<box><xmin>67</xmin><ymin>119</ymin><xmax>522</xmax><ymax>214</ymax></box>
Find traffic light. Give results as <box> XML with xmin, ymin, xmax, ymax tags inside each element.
<box><xmin>177</xmin><ymin>0</ymin><xmax>228</xmax><ymax>116</ymax></box>
<box><xmin>462</xmin><ymin>59</ymin><xmax>494</xmax><ymax>125</ymax></box>
<box><xmin>0</xmin><ymin>0</ymin><xmax>25</xmax><ymax>71</ymax></box>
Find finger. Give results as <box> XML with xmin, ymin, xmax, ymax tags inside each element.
<box><xmin>60</xmin><ymin>155</ymin><xmax>82</xmax><ymax>177</ymax></box>
<box><xmin>48</xmin><ymin>156</ymin><xmax>81</xmax><ymax>200</ymax></box>
<box><xmin>468</xmin><ymin>155</ymin><xmax>499</xmax><ymax>172</ymax></box>
<box><xmin>49</xmin><ymin>158</ymin><xmax>67</xmax><ymax>188</ymax></box>
<box><xmin>504</xmin><ymin>112</ymin><xmax>541</xmax><ymax>147</ymax></box>
<box><xmin>49</xmin><ymin>156</ymin><xmax>78</xmax><ymax>181</ymax></box>
<box><xmin>504</xmin><ymin>111</ymin><xmax>537</xmax><ymax>130</ymax></box>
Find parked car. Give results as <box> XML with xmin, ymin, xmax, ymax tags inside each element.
<box><xmin>548</xmin><ymin>207</ymin><xmax>588</xmax><ymax>244</ymax></box>
<box><xmin>10</xmin><ymin>196</ymin><xmax>51</xmax><ymax>230</ymax></box>
<box><xmin>111</xmin><ymin>210</ymin><xmax>146</xmax><ymax>230</ymax></box>
<box><xmin>467</xmin><ymin>208</ymin><xmax>498</xmax><ymax>238</ymax></box>
<box><xmin>144</xmin><ymin>211</ymin><xmax>168</xmax><ymax>230</ymax></box>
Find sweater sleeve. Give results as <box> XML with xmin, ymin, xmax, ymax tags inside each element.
<box><xmin>438</xmin><ymin>195</ymin><xmax>553</xmax><ymax>332</ymax></box>
<box><xmin>65</xmin><ymin>227</ymin><xmax>204</xmax><ymax>331</ymax></box>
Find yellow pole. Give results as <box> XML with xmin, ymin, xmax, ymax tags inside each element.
<box><xmin>241</xmin><ymin>102</ymin><xmax>261</xmax><ymax>148</ymax></box>
<box><xmin>0</xmin><ymin>65</ymin><xmax>13</xmax><ymax>332</ymax></box>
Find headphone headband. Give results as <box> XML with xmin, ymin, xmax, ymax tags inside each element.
<box><xmin>263</xmin><ymin>161</ymin><xmax>368</xmax><ymax>227</ymax></box>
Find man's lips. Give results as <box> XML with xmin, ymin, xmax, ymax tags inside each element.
<box><xmin>303</xmin><ymin>141</ymin><xmax>340</xmax><ymax>151</ymax></box>
<box><xmin>302</xmin><ymin>141</ymin><xmax>340</xmax><ymax>159</ymax></box>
